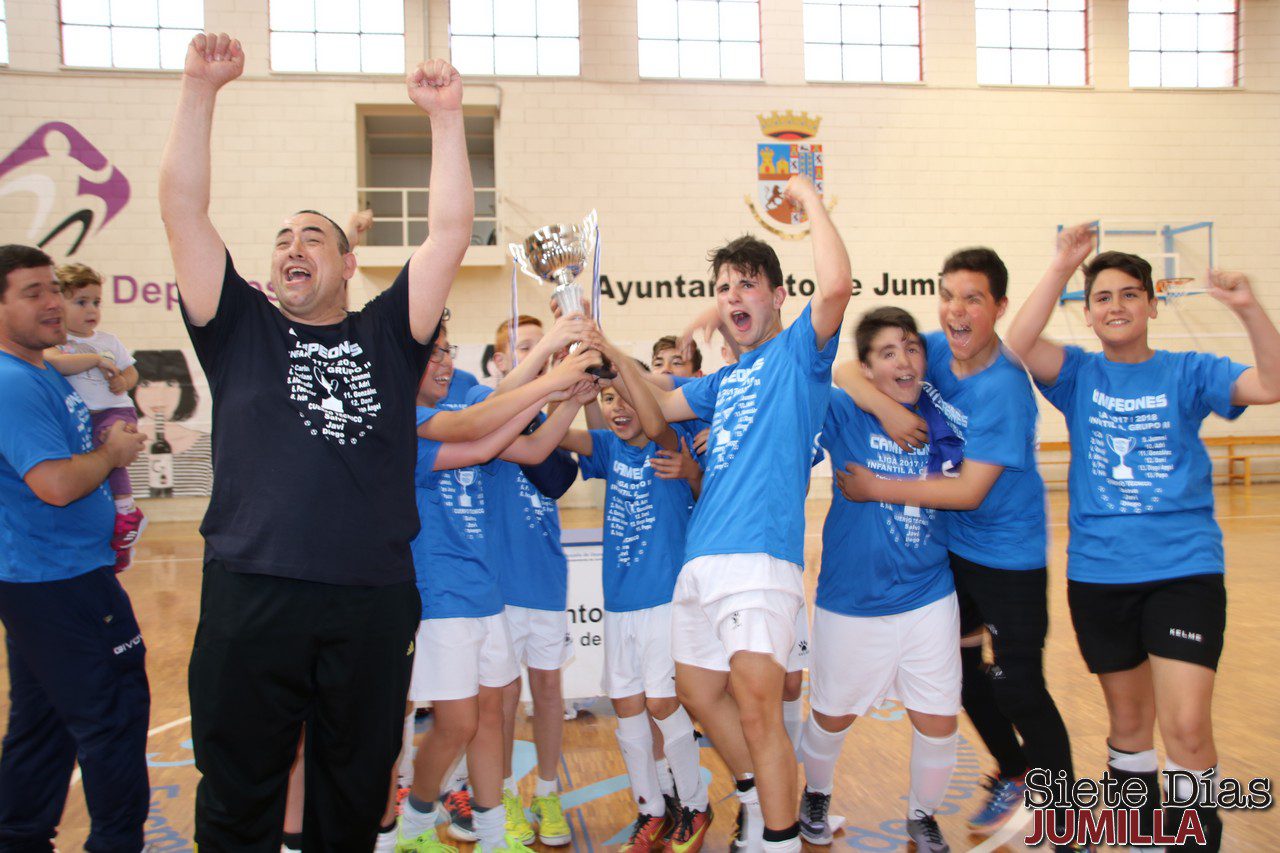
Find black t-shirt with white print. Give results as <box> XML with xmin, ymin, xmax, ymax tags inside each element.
<box><xmin>182</xmin><ymin>252</ymin><xmax>433</xmax><ymax>586</ymax></box>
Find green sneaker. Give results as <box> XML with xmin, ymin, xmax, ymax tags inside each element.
<box><xmin>531</xmin><ymin>791</ymin><xmax>572</xmax><ymax>846</ymax></box>
<box><xmin>502</xmin><ymin>787</ymin><xmax>535</xmax><ymax>844</ymax></box>
<box><xmin>394</xmin><ymin>828</ymin><xmax>458</xmax><ymax>853</ymax></box>
<box><xmin>487</xmin><ymin>832</ymin><xmax>536</xmax><ymax>852</ymax></box>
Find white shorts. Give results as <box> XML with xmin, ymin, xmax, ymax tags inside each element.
<box><xmin>504</xmin><ymin>605</ymin><xmax>574</xmax><ymax>671</ymax></box>
<box><xmin>603</xmin><ymin>604</ymin><xmax>677</xmax><ymax>700</ymax></box>
<box><xmin>409</xmin><ymin>614</ymin><xmax>520</xmax><ymax>702</ymax></box>
<box><xmin>809</xmin><ymin>594</ymin><xmax>962</xmax><ymax>718</ymax></box>
<box><xmin>671</xmin><ymin>553</ymin><xmax>805</xmax><ymax>672</ymax></box>
<box><xmin>788</xmin><ymin>600</ymin><xmax>811</xmax><ymax>673</ymax></box>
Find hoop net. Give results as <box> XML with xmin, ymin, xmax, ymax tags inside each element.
<box><xmin>1155</xmin><ymin>277</ymin><xmax>1206</xmax><ymax>308</ymax></box>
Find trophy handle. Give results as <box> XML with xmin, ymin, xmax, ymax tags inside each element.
<box><xmin>508</xmin><ymin>242</ymin><xmax>534</xmax><ymax>280</ymax></box>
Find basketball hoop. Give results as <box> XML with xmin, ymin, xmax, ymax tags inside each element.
<box><xmin>1155</xmin><ymin>277</ymin><xmax>1200</xmax><ymax>308</ymax></box>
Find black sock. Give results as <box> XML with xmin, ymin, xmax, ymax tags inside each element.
<box><xmin>736</xmin><ymin>776</ymin><xmax>756</xmax><ymax>794</ymax></box>
<box><xmin>960</xmin><ymin>644</ymin><xmax>1027</xmax><ymax>779</ymax></box>
<box><xmin>762</xmin><ymin>822</ymin><xmax>800</xmax><ymax>842</ymax></box>
<box><xmin>281</xmin><ymin>831</ymin><xmax>303</xmax><ymax>850</ymax></box>
<box><xmin>378</xmin><ymin>820</ymin><xmax>396</xmax><ymax>834</ymax></box>
<box><xmin>1107</xmin><ymin>760</ymin><xmax>1160</xmax><ymax>840</ymax></box>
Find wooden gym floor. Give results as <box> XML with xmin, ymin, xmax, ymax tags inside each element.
<box><xmin>5</xmin><ymin>485</ymin><xmax>1279</xmax><ymax>851</ymax></box>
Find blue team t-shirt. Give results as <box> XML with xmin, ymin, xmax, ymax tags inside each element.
<box><xmin>443</xmin><ymin>368</ymin><xmax>479</xmax><ymax>404</ymax></box>
<box><xmin>668</xmin><ymin>374</ymin><xmax>711</xmax><ymax>467</ymax></box>
<box><xmin>410</xmin><ymin>403</ymin><xmax>504</xmax><ymax>619</ymax></box>
<box><xmin>922</xmin><ymin>331</ymin><xmax>1047</xmax><ymax>571</ymax></box>
<box><xmin>1037</xmin><ymin>346</ymin><xmax>1247</xmax><ymax>584</ymax></box>
<box><xmin>0</xmin><ymin>353</ymin><xmax>115</xmax><ymax>581</ymax></box>
<box><xmin>577</xmin><ymin>422</ymin><xmax>700</xmax><ymax>612</ymax></box>
<box><xmin>680</xmin><ymin>303</ymin><xmax>839</xmax><ymax>567</ymax></box>
<box><xmin>471</xmin><ymin>385</ymin><xmax>569</xmax><ymax>610</ymax></box>
<box><xmin>818</xmin><ymin>387</ymin><xmax>957</xmax><ymax>617</ymax></box>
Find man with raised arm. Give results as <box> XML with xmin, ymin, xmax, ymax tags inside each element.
<box><xmin>158</xmin><ymin>32</ymin><xmax>474</xmax><ymax>850</ymax></box>
<box><xmin>646</xmin><ymin>175</ymin><xmax>853</xmax><ymax>853</ymax></box>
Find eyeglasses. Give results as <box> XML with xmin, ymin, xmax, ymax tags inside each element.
<box><xmin>429</xmin><ymin>344</ymin><xmax>458</xmax><ymax>363</ymax></box>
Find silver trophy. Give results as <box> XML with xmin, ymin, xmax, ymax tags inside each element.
<box><xmin>454</xmin><ymin>468</ymin><xmax>476</xmax><ymax>507</ymax></box>
<box><xmin>1106</xmin><ymin>433</ymin><xmax>1135</xmax><ymax>480</ymax></box>
<box><xmin>509</xmin><ymin>210</ymin><xmax>613</xmax><ymax>378</ymax></box>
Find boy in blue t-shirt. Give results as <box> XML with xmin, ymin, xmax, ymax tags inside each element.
<box><xmin>1005</xmin><ymin>226</ymin><xmax>1280</xmax><ymax>851</ymax></box>
<box><xmin>393</xmin><ymin>327</ymin><xmax>597</xmax><ymax>853</ymax></box>
<box><xmin>0</xmin><ymin>245</ymin><xmax>149</xmax><ymax>850</ymax></box>
<box><xmin>798</xmin><ymin>308</ymin><xmax>963</xmax><ymax>852</ymax></box>
<box><xmin>834</xmin><ymin>247</ymin><xmax>1077</xmax><ymax>845</ymax></box>
<box><xmin>648</xmin><ymin>175</ymin><xmax>853</xmax><ymax>853</ymax></box>
<box><xmin>560</xmin><ymin>340</ymin><xmax>709</xmax><ymax>850</ymax></box>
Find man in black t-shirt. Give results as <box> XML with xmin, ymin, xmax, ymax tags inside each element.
<box><xmin>159</xmin><ymin>32</ymin><xmax>474</xmax><ymax>851</ymax></box>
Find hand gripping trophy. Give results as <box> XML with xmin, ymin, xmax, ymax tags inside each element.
<box><xmin>509</xmin><ymin>210</ymin><xmax>614</xmax><ymax>378</ymax></box>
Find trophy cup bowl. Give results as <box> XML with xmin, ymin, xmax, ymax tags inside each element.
<box><xmin>1105</xmin><ymin>433</ymin><xmax>1135</xmax><ymax>480</ymax></box>
<box><xmin>509</xmin><ymin>211</ymin><xmax>614</xmax><ymax>379</ymax></box>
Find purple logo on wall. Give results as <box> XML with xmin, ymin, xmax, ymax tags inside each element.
<box><xmin>0</xmin><ymin>121</ymin><xmax>131</xmax><ymax>255</ymax></box>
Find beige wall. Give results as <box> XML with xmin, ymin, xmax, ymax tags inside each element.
<box><xmin>3</xmin><ymin>0</ymin><xmax>1279</xmax><ymax>509</ymax></box>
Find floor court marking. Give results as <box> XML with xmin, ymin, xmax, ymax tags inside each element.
<box><xmin>69</xmin><ymin>714</ymin><xmax>192</xmax><ymax>788</ymax></box>
<box><xmin>968</xmin><ymin>805</ymin><xmax>1035</xmax><ymax>852</ymax></box>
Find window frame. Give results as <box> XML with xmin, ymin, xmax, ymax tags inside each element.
<box><xmin>1127</xmin><ymin>1</ymin><xmax>1239</xmax><ymax>90</ymax></box>
<box><xmin>973</xmin><ymin>0</ymin><xmax>1089</xmax><ymax>88</ymax></box>
<box><xmin>637</xmin><ymin>0</ymin><xmax>764</xmax><ymax>82</ymax></box>
<box><xmin>448</xmin><ymin>0</ymin><xmax>582</xmax><ymax>78</ymax></box>
<box><xmin>800</xmin><ymin>0</ymin><xmax>924</xmax><ymax>86</ymax></box>
<box><xmin>58</xmin><ymin>0</ymin><xmax>205</xmax><ymax>71</ymax></box>
<box><xmin>268</xmin><ymin>0</ymin><xmax>407</xmax><ymax>75</ymax></box>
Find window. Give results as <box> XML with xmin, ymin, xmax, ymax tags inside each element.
<box><xmin>0</xmin><ymin>1</ymin><xmax>8</xmax><ymax>64</ymax></box>
<box><xmin>1129</xmin><ymin>0</ymin><xmax>1236</xmax><ymax>88</ymax></box>
<box><xmin>60</xmin><ymin>0</ymin><xmax>203</xmax><ymax>69</ymax></box>
<box><xmin>450</xmin><ymin>0</ymin><xmax>580</xmax><ymax>77</ymax></box>
<box><xmin>358</xmin><ymin>112</ymin><xmax>497</xmax><ymax>248</ymax></box>
<box><xmin>803</xmin><ymin>0</ymin><xmax>920</xmax><ymax>84</ymax></box>
<box><xmin>270</xmin><ymin>0</ymin><xmax>404</xmax><ymax>74</ymax></box>
<box><xmin>638</xmin><ymin>0</ymin><xmax>761</xmax><ymax>80</ymax></box>
<box><xmin>976</xmin><ymin>0</ymin><xmax>1086</xmax><ymax>86</ymax></box>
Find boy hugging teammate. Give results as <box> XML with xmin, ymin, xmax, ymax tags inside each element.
<box><xmin>649</xmin><ymin>175</ymin><xmax>853</xmax><ymax>853</ymax></box>
<box><xmin>562</xmin><ymin>341</ymin><xmax>709</xmax><ymax>852</ymax></box>
<box><xmin>799</xmin><ymin>308</ymin><xmax>964</xmax><ymax>853</ymax></box>
<box><xmin>1005</xmin><ymin>226</ymin><xmax>1280</xmax><ymax>851</ymax></box>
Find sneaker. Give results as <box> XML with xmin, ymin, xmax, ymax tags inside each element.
<box><xmin>440</xmin><ymin>789</ymin><xmax>477</xmax><ymax>842</ymax></box>
<box><xmin>113</xmin><ymin>546</ymin><xmax>133</xmax><ymax>573</ymax></box>
<box><xmin>111</xmin><ymin>508</ymin><xmax>147</xmax><ymax>551</ymax></box>
<box><xmin>502</xmin><ymin>788</ymin><xmax>535</xmax><ymax>845</ymax></box>
<box><xmin>373</xmin><ymin>826</ymin><xmax>397</xmax><ymax>853</ymax></box>
<box><xmin>663</xmin><ymin>793</ymin><xmax>680</xmax><ymax>826</ymax></box>
<box><xmin>620</xmin><ymin>812</ymin><xmax>671</xmax><ymax>852</ymax></box>
<box><xmin>531</xmin><ymin>791</ymin><xmax>572</xmax><ymax>846</ymax></box>
<box><xmin>905</xmin><ymin>810</ymin><xmax>949</xmax><ymax>853</ymax></box>
<box><xmin>394</xmin><ymin>828</ymin><xmax>457</xmax><ymax>853</ymax></box>
<box><xmin>968</xmin><ymin>774</ymin><xmax>1026</xmax><ymax>834</ymax></box>
<box><xmin>799</xmin><ymin>788</ymin><xmax>833</xmax><ymax>845</ymax></box>
<box><xmin>664</xmin><ymin>805</ymin><xmax>711</xmax><ymax>853</ymax></box>
<box><xmin>485</xmin><ymin>832</ymin><xmax>535</xmax><ymax>853</ymax></box>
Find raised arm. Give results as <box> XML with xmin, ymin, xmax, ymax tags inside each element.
<box><xmin>601</xmin><ymin>338</ymin><xmax>678</xmax><ymax>452</ymax></box>
<box><xmin>501</xmin><ymin>383</ymin><xmax>595</xmax><ymax>465</ymax></box>
<box><xmin>835</xmin><ymin>459</ymin><xmax>1003</xmax><ymax>511</ymax></box>
<box><xmin>1005</xmin><ymin>222</ymin><xmax>1095</xmax><ymax>384</ymax></box>
<box><xmin>1209</xmin><ymin>271</ymin><xmax>1280</xmax><ymax>406</ymax></box>
<box><xmin>404</xmin><ymin>60</ymin><xmax>473</xmax><ymax>344</ymax></box>
<box><xmin>832</xmin><ymin>360</ymin><xmax>927</xmax><ymax>451</ymax></box>
<box><xmin>159</xmin><ymin>33</ymin><xmax>244</xmax><ymax>326</ymax></box>
<box><xmin>418</xmin><ymin>350</ymin><xmax>596</xmax><ymax>443</ymax></box>
<box><xmin>493</xmin><ymin>314</ymin><xmax>592</xmax><ymax>394</ymax></box>
<box><xmin>785</xmin><ymin>176</ymin><xmax>853</xmax><ymax>347</ymax></box>
<box><xmin>432</xmin><ymin>397</ymin><xmax>548</xmax><ymax>470</ymax></box>
<box><xmin>24</xmin><ymin>422</ymin><xmax>145</xmax><ymax>507</ymax></box>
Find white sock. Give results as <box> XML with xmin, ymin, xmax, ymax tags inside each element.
<box><xmin>445</xmin><ymin>754</ymin><xmax>469</xmax><ymax>794</ymax></box>
<box><xmin>798</xmin><ymin>716</ymin><xmax>849</xmax><ymax>795</ymax></box>
<box><xmin>783</xmin><ymin>699</ymin><xmax>804</xmax><ymax>752</ymax></box>
<box><xmin>475</xmin><ymin>804</ymin><xmax>506</xmax><ymax>852</ymax></box>
<box><xmin>1109</xmin><ymin>743</ymin><xmax>1159</xmax><ymax>774</ymax></box>
<box><xmin>617</xmin><ymin>712</ymin><xmax>664</xmax><ymax>816</ymax></box>
<box><xmin>762</xmin><ymin>836</ymin><xmax>802</xmax><ymax>852</ymax></box>
<box><xmin>114</xmin><ymin>496</ymin><xmax>135</xmax><ymax>513</ymax></box>
<box><xmin>398</xmin><ymin>796</ymin><xmax>436</xmax><ymax>839</ymax></box>
<box><xmin>1163</xmin><ymin>758</ymin><xmax>1218</xmax><ymax>806</ymax></box>
<box><xmin>504</xmin><ymin>774</ymin><xmax>517</xmax><ymax>795</ymax></box>
<box><xmin>535</xmin><ymin>775</ymin><xmax>557</xmax><ymax>798</ymax></box>
<box><xmin>655</xmin><ymin>757</ymin><xmax>676</xmax><ymax>798</ymax></box>
<box><xmin>654</xmin><ymin>707</ymin><xmax>708</xmax><ymax>811</ymax></box>
<box><xmin>397</xmin><ymin>711</ymin><xmax>416</xmax><ymax>788</ymax></box>
<box><xmin>736</xmin><ymin>779</ymin><xmax>763</xmax><ymax>849</ymax></box>
<box><xmin>907</xmin><ymin>728</ymin><xmax>958</xmax><ymax>817</ymax></box>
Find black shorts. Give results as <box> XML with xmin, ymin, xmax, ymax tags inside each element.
<box><xmin>951</xmin><ymin>552</ymin><xmax>1049</xmax><ymax>651</ymax></box>
<box><xmin>1067</xmin><ymin>573</ymin><xmax>1226</xmax><ymax>673</ymax></box>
